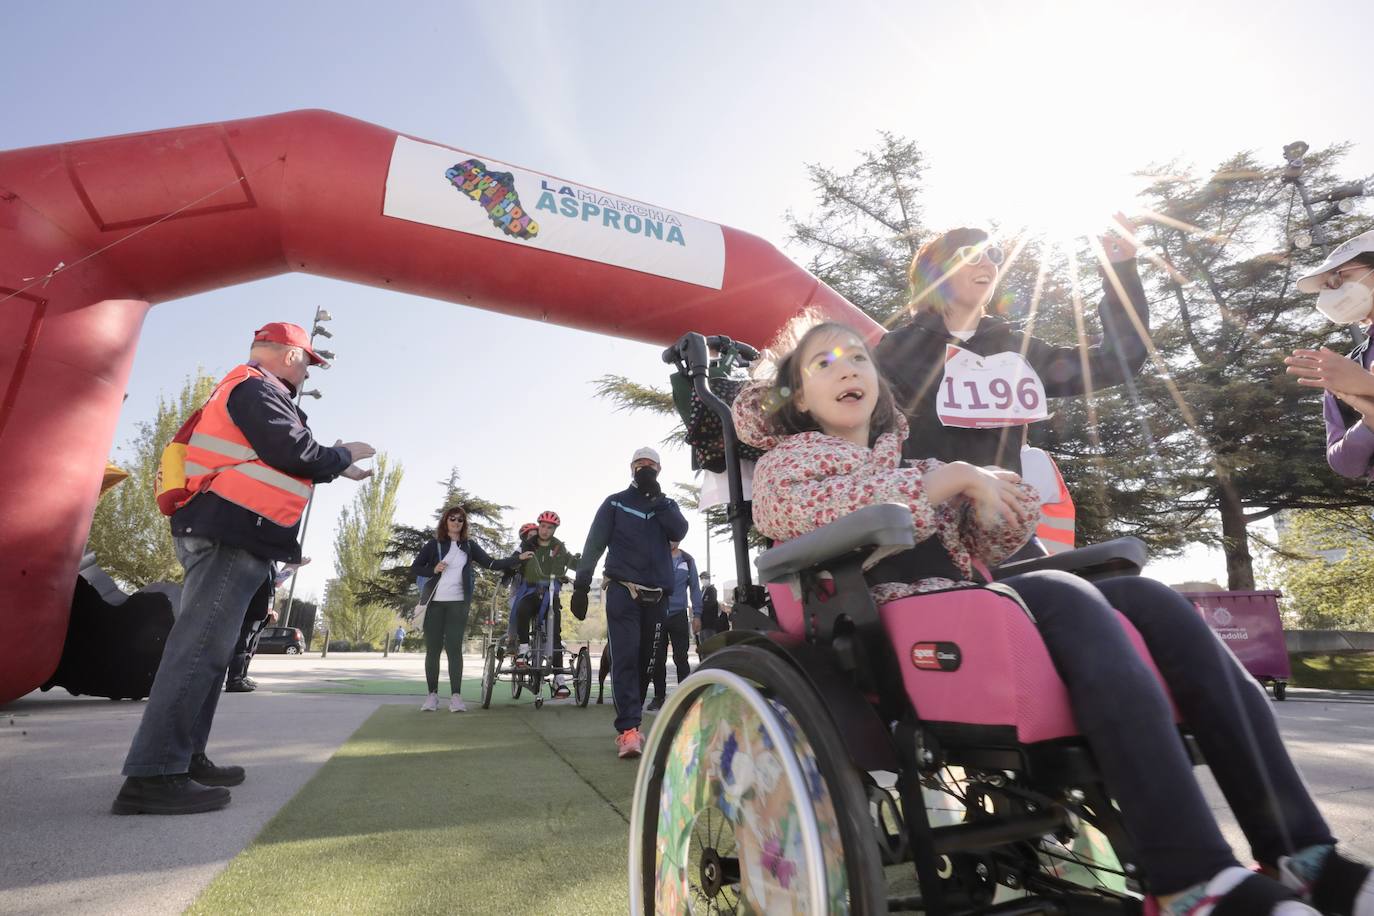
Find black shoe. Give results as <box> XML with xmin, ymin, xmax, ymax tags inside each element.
<box><xmin>225</xmin><ymin>679</ymin><xmax>255</xmax><ymax>693</ymax></box>
<box><xmin>111</xmin><ymin>774</ymin><xmax>231</xmax><ymax>815</ymax></box>
<box><xmin>189</xmin><ymin>753</ymin><xmax>245</xmax><ymax>787</ymax></box>
<box><xmin>241</xmin><ymin>676</ymin><xmax>258</xmax><ymax>689</ymax></box>
<box><xmin>646</xmin><ymin>696</ymin><xmax>665</xmax><ymax>711</ymax></box>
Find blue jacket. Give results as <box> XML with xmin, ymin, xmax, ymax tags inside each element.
<box><xmin>171</xmin><ymin>366</ymin><xmax>351</xmax><ymax>562</ymax></box>
<box><xmin>575</xmin><ymin>485</ymin><xmax>688</xmax><ymax>592</ymax></box>
<box><xmin>667</xmin><ymin>550</ymin><xmax>702</xmax><ymax>617</ymax></box>
<box><xmin>412</xmin><ymin>537</ymin><xmax>520</xmax><ymax>603</ymax></box>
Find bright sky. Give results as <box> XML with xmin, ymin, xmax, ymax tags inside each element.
<box><xmin>8</xmin><ymin>0</ymin><xmax>1372</xmax><ymax>598</ymax></box>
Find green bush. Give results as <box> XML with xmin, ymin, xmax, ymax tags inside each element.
<box><xmin>327</xmin><ymin>639</ymin><xmax>352</xmax><ymax>652</ymax></box>
<box><xmin>353</xmin><ymin>641</ymin><xmax>376</xmax><ymax>652</ymax></box>
<box><xmin>1287</xmin><ymin>651</ymin><xmax>1374</xmax><ymax>690</ymax></box>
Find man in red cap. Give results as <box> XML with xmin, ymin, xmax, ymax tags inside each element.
<box><xmin>114</xmin><ymin>322</ymin><xmax>375</xmax><ymax>815</ymax></box>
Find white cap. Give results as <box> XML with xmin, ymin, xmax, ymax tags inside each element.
<box><xmin>1297</xmin><ymin>229</ymin><xmax>1374</xmax><ymax>293</ymax></box>
<box><xmin>631</xmin><ymin>446</ymin><xmax>661</xmax><ymax>466</ymax></box>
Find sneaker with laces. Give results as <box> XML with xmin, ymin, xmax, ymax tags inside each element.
<box><xmin>420</xmin><ymin>692</ymin><xmax>439</xmax><ymax>712</ymax></box>
<box><xmin>617</xmin><ymin>727</ymin><xmax>644</xmax><ymax>759</ymax></box>
<box><xmin>450</xmin><ymin>694</ymin><xmax>467</xmax><ymax>713</ymax></box>
<box><xmin>1279</xmin><ymin>845</ymin><xmax>1374</xmax><ymax>916</ymax></box>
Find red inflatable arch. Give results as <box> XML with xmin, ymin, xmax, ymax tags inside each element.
<box><xmin>0</xmin><ymin>109</ymin><xmax>878</xmax><ymax>704</ymax></box>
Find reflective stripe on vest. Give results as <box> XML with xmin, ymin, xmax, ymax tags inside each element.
<box><xmin>1035</xmin><ymin>463</ymin><xmax>1075</xmax><ymax>555</ymax></box>
<box><xmin>183</xmin><ymin>364</ymin><xmax>314</xmax><ymax>527</ymax></box>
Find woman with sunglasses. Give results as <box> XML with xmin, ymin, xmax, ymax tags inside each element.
<box><xmin>874</xmin><ymin>219</ymin><xmax>1148</xmax><ymax>477</ymax></box>
<box><xmin>412</xmin><ymin>506</ymin><xmax>528</xmax><ymax>712</ymax></box>
<box><xmin>1284</xmin><ymin>229</ymin><xmax>1374</xmax><ymax>480</ymax></box>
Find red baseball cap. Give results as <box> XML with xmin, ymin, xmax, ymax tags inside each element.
<box><xmin>253</xmin><ymin>322</ymin><xmax>329</xmax><ymax>367</ymax></box>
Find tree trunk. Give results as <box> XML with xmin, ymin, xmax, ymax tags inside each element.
<box><xmin>1218</xmin><ymin>480</ymin><xmax>1255</xmax><ymax>590</ymax></box>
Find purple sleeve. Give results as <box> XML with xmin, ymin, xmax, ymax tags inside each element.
<box><xmin>1323</xmin><ymin>390</ymin><xmax>1374</xmax><ymax>479</ymax></box>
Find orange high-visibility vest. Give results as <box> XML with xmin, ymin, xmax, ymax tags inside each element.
<box><xmin>181</xmin><ymin>364</ymin><xmax>314</xmax><ymax>527</ymax></box>
<box><xmin>1036</xmin><ymin>458</ymin><xmax>1075</xmax><ymax>555</ymax></box>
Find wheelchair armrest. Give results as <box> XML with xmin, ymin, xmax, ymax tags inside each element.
<box><xmin>994</xmin><ymin>536</ymin><xmax>1147</xmax><ymax>582</ymax></box>
<box><xmin>754</xmin><ymin>504</ymin><xmax>916</xmax><ymax>584</ymax></box>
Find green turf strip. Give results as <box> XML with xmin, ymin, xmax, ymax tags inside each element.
<box><xmin>190</xmin><ymin>703</ymin><xmax>639</xmax><ymax>915</ymax></box>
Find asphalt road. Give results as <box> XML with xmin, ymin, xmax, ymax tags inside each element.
<box><xmin>1</xmin><ymin>654</ymin><xmax>1370</xmax><ymax>914</ymax></box>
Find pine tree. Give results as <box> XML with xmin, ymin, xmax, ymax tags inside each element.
<box><xmin>87</xmin><ymin>371</ymin><xmax>216</xmax><ymax>588</ymax></box>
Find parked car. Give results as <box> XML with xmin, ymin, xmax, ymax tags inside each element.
<box><xmin>256</xmin><ymin>626</ymin><xmax>305</xmax><ymax>655</ymax></box>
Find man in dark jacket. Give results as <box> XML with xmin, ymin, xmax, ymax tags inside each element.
<box><xmin>696</xmin><ymin>570</ymin><xmax>726</xmax><ymax>654</ymax></box>
<box><xmin>570</xmin><ymin>446</ymin><xmax>688</xmax><ymax>758</ymax></box>
<box><xmin>114</xmin><ymin>322</ymin><xmax>373</xmax><ymax>815</ymax></box>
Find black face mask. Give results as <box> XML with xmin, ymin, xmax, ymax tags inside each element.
<box><xmin>633</xmin><ymin>466</ymin><xmax>659</xmax><ymax>488</ymax></box>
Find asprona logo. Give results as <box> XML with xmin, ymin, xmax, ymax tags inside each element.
<box><xmin>535</xmin><ymin>181</ymin><xmax>688</xmax><ymax>246</ymax></box>
<box><xmin>445</xmin><ymin>159</ymin><xmax>539</xmax><ymax>241</ymax></box>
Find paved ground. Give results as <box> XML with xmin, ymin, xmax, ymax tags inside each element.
<box><xmin>1</xmin><ymin>653</ymin><xmax>1371</xmax><ymax>915</ymax></box>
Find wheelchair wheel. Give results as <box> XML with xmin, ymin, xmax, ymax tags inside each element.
<box><xmin>574</xmin><ymin>647</ymin><xmax>591</xmax><ymax>708</ymax></box>
<box><xmin>629</xmin><ymin>645</ymin><xmax>886</xmax><ymax>915</ymax></box>
<box><xmin>481</xmin><ymin>645</ymin><xmax>497</xmax><ymax>710</ymax></box>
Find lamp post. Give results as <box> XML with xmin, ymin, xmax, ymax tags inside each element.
<box><xmin>1281</xmin><ymin>141</ymin><xmax>1369</xmax><ymax>346</ymax></box>
<box><xmin>1282</xmin><ymin>140</ymin><xmax>1367</xmax><ymax>253</ymax></box>
<box><xmin>272</xmin><ymin>307</ymin><xmax>334</xmax><ymax>655</ymax></box>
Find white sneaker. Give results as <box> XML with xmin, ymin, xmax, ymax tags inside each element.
<box><xmin>420</xmin><ymin>692</ymin><xmax>439</xmax><ymax>712</ymax></box>
<box><xmin>450</xmin><ymin>694</ymin><xmax>467</xmax><ymax>713</ymax></box>
<box><xmin>518</xmin><ymin>643</ymin><xmax>529</xmax><ymax>655</ymax></box>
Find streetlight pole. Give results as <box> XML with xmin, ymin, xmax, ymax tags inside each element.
<box><xmin>1281</xmin><ymin>141</ymin><xmax>1369</xmax><ymax>347</ymax></box>
<box><xmin>273</xmin><ymin>307</ymin><xmax>334</xmax><ymax>655</ymax></box>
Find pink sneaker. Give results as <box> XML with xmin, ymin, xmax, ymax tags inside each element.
<box><xmin>420</xmin><ymin>692</ymin><xmax>439</xmax><ymax>712</ymax></box>
<box><xmin>616</xmin><ymin>727</ymin><xmax>644</xmax><ymax>759</ymax></box>
<box><xmin>449</xmin><ymin>694</ymin><xmax>467</xmax><ymax>713</ymax></box>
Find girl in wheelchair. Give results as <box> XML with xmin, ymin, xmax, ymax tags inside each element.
<box><xmin>730</xmin><ymin>316</ymin><xmax>1369</xmax><ymax>916</ymax></box>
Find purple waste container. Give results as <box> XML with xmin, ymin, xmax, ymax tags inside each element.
<box><xmin>1178</xmin><ymin>590</ymin><xmax>1292</xmax><ymax>700</ymax></box>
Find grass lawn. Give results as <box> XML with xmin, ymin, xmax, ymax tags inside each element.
<box><xmin>1288</xmin><ymin>652</ymin><xmax>1374</xmax><ymax>690</ymax></box>
<box><xmin>190</xmin><ymin>703</ymin><xmax>637</xmax><ymax>915</ymax></box>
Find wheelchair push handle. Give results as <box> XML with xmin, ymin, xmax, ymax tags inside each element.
<box><xmin>661</xmin><ymin>333</ymin><xmax>760</xmax><ymax>373</ymax></box>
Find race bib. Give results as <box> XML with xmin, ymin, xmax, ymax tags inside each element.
<box><xmin>937</xmin><ymin>346</ymin><xmax>1049</xmax><ymax>428</ymax></box>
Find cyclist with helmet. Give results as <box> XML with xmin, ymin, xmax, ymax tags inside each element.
<box><xmin>509</xmin><ymin>511</ymin><xmax>578</xmax><ymax>698</ymax></box>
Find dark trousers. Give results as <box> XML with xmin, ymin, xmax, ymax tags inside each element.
<box><xmin>1004</xmin><ymin>570</ymin><xmax>1333</xmax><ymax>895</ymax></box>
<box><xmin>226</xmin><ymin>577</ymin><xmax>273</xmax><ymax>685</ymax></box>
<box><xmin>605</xmin><ymin>583</ymin><xmax>666</xmax><ymax>733</ymax></box>
<box><xmin>652</xmin><ymin>611</ymin><xmax>692</xmax><ymax>699</ymax></box>
<box><xmin>423</xmin><ymin>599</ymin><xmax>471</xmax><ymax>694</ymax></box>
<box><xmin>123</xmin><ymin>537</ymin><xmax>270</xmax><ymax>776</ymax></box>
<box><xmin>514</xmin><ymin>588</ymin><xmax>564</xmax><ymax>668</ymax></box>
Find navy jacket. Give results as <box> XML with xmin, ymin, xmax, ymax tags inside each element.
<box><xmin>874</xmin><ymin>259</ymin><xmax>1148</xmax><ymax>474</ymax></box>
<box><xmin>412</xmin><ymin>537</ymin><xmax>520</xmax><ymax>603</ymax></box>
<box><xmin>667</xmin><ymin>550</ymin><xmax>702</xmax><ymax>617</ymax></box>
<box><xmin>575</xmin><ymin>485</ymin><xmax>688</xmax><ymax>592</ymax></box>
<box><xmin>171</xmin><ymin>367</ymin><xmax>351</xmax><ymax>562</ymax></box>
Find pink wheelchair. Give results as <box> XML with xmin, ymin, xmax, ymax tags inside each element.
<box><xmin>629</xmin><ymin>333</ymin><xmax>1189</xmax><ymax>915</ymax></box>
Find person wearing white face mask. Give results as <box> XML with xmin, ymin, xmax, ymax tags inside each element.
<box><xmin>1285</xmin><ymin>229</ymin><xmax>1374</xmax><ymax>479</ymax></box>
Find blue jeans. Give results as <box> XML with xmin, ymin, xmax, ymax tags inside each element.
<box><xmin>122</xmin><ymin>537</ymin><xmax>270</xmax><ymax>777</ymax></box>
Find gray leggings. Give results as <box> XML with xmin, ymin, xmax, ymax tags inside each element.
<box><xmin>423</xmin><ymin>599</ymin><xmax>471</xmax><ymax>693</ymax></box>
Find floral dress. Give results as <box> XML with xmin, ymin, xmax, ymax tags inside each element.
<box><xmin>731</xmin><ymin>380</ymin><xmax>1040</xmax><ymax>603</ymax></box>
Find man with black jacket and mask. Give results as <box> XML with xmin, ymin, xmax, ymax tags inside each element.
<box><xmin>570</xmin><ymin>446</ymin><xmax>688</xmax><ymax>759</ymax></box>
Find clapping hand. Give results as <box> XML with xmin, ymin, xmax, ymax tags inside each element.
<box><xmin>340</xmin><ymin>464</ymin><xmax>372</xmax><ymax>481</ymax></box>
<box><xmin>1285</xmin><ymin>348</ymin><xmax>1374</xmax><ymax>397</ymax></box>
<box><xmin>1334</xmin><ymin>389</ymin><xmax>1374</xmax><ymax>429</ymax></box>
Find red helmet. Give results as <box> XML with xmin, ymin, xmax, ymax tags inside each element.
<box><xmin>537</xmin><ymin>510</ymin><xmax>560</xmax><ymax>527</ymax></box>
<box><xmin>518</xmin><ymin>522</ymin><xmax>538</xmax><ymax>539</ymax></box>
